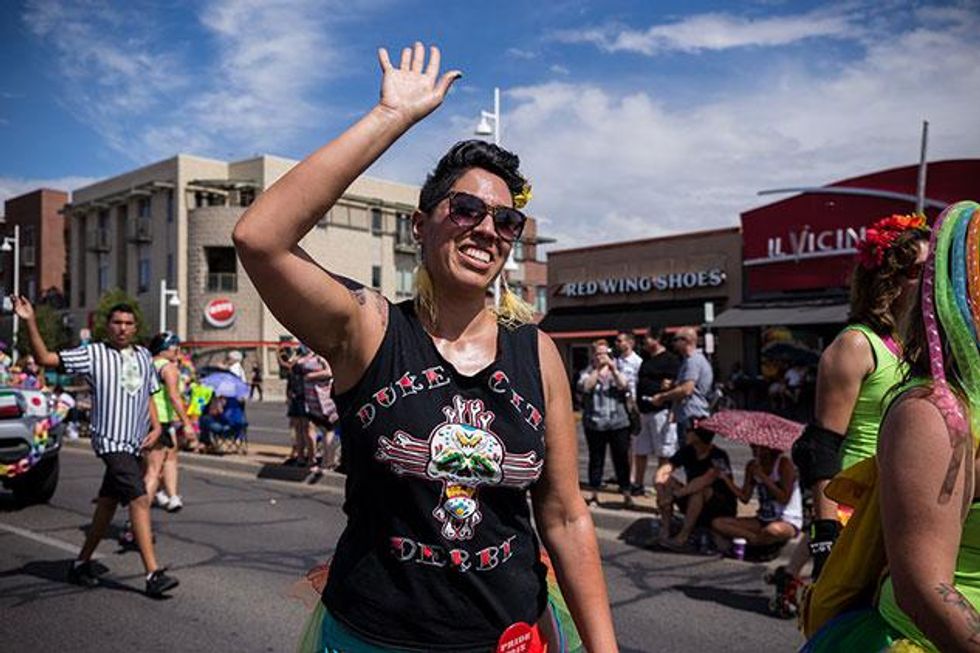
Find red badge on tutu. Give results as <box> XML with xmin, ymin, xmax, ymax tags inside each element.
<box><xmin>496</xmin><ymin>622</ymin><xmax>546</xmax><ymax>653</ymax></box>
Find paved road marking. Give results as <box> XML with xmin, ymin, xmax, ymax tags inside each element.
<box><xmin>0</xmin><ymin>522</ymin><xmax>93</xmax><ymax>557</ymax></box>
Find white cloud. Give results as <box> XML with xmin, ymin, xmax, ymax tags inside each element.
<box><xmin>0</xmin><ymin>176</ymin><xmax>98</xmax><ymax>217</ymax></box>
<box><xmin>550</xmin><ymin>64</ymin><xmax>571</xmax><ymax>76</ymax></box>
<box><xmin>435</xmin><ymin>7</ymin><xmax>980</xmax><ymax>248</ymax></box>
<box><xmin>186</xmin><ymin>0</ymin><xmax>341</xmax><ymax>154</ymax></box>
<box><xmin>23</xmin><ymin>0</ymin><xmax>187</xmax><ymax>155</ymax></box>
<box><xmin>507</xmin><ymin>48</ymin><xmax>537</xmax><ymax>60</ymax></box>
<box><xmin>554</xmin><ymin>8</ymin><xmax>855</xmax><ymax>55</ymax></box>
<box><xmin>21</xmin><ymin>0</ymin><xmax>347</xmax><ymax>162</ymax></box>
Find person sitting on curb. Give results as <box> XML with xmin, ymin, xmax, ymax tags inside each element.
<box><xmin>712</xmin><ymin>444</ymin><xmax>803</xmax><ymax>556</ymax></box>
<box><xmin>655</xmin><ymin>423</ymin><xmax>737</xmax><ymax>551</ymax></box>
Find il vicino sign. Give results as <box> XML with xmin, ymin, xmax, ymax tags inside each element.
<box><xmin>744</xmin><ymin>225</ymin><xmax>868</xmax><ymax>266</ymax></box>
<box><xmin>560</xmin><ymin>268</ymin><xmax>726</xmax><ymax>298</ymax></box>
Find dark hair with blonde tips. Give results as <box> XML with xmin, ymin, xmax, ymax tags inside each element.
<box><xmin>418</xmin><ymin>140</ymin><xmax>527</xmax><ymax>213</ymax></box>
<box><xmin>848</xmin><ymin>228</ymin><xmax>929</xmax><ymax>334</ymax></box>
<box><xmin>414</xmin><ymin>140</ymin><xmax>535</xmax><ymax>329</ymax></box>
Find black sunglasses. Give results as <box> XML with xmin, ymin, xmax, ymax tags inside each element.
<box><xmin>445</xmin><ymin>191</ymin><xmax>527</xmax><ymax>242</ymax></box>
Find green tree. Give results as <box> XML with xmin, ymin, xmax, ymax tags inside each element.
<box><xmin>16</xmin><ymin>302</ymin><xmax>71</xmax><ymax>355</ymax></box>
<box><xmin>92</xmin><ymin>288</ymin><xmax>151</xmax><ymax>344</ymax></box>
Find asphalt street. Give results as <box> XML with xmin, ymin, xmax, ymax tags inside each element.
<box><xmin>0</xmin><ymin>431</ymin><xmax>804</xmax><ymax>653</ymax></box>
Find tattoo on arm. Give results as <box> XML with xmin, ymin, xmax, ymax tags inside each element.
<box><xmin>937</xmin><ymin>582</ymin><xmax>980</xmax><ymax>645</ymax></box>
<box><xmin>327</xmin><ymin>272</ymin><xmax>388</xmax><ymax>330</ymax></box>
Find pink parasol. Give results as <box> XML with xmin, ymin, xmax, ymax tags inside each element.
<box><xmin>697</xmin><ymin>410</ymin><xmax>804</xmax><ymax>451</ymax></box>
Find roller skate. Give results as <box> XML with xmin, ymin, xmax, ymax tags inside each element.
<box><xmin>764</xmin><ymin>565</ymin><xmax>802</xmax><ymax>619</ymax></box>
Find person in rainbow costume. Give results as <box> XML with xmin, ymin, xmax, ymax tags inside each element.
<box><xmin>802</xmin><ymin>200</ymin><xmax>980</xmax><ymax>651</ymax></box>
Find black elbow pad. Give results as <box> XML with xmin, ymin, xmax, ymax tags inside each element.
<box><xmin>791</xmin><ymin>423</ymin><xmax>845</xmax><ymax>489</ymax></box>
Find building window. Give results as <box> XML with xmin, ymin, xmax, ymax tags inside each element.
<box><xmin>166</xmin><ymin>190</ymin><xmax>174</xmax><ymax>223</ymax></box>
<box><xmin>396</xmin><ymin>212</ymin><xmax>412</xmax><ymax>245</ymax></box>
<box><xmin>138</xmin><ymin>197</ymin><xmax>150</xmax><ymax>219</ymax></box>
<box><xmin>166</xmin><ymin>253</ymin><xmax>174</xmax><ymax>285</ymax></box>
<box><xmin>371</xmin><ymin>265</ymin><xmax>382</xmax><ymax>289</ymax></box>
<box><xmin>396</xmin><ymin>267</ymin><xmax>414</xmax><ymax>296</ymax></box>
<box><xmin>535</xmin><ymin>286</ymin><xmax>547</xmax><ymax>314</ymax></box>
<box><xmin>240</xmin><ymin>188</ymin><xmax>255</xmax><ymax>207</ymax></box>
<box><xmin>138</xmin><ymin>249</ymin><xmax>151</xmax><ymax>294</ymax></box>
<box><xmin>97</xmin><ymin>254</ymin><xmax>109</xmax><ymax>295</ymax></box>
<box><xmin>371</xmin><ymin>208</ymin><xmax>383</xmax><ymax>235</ymax></box>
<box><xmin>513</xmin><ymin>240</ymin><xmax>524</xmax><ymax>262</ymax></box>
<box><xmin>206</xmin><ymin>246</ymin><xmax>238</xmax><ymax>292</ymax></box>
<box><xmin>117</xmin><ymin>204</ymin><xmax>128</xmax><ymax>222</ymax></box>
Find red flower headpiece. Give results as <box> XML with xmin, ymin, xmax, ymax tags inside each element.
<box><xmin>857</xmin><ymin>213</ymin><xmax>928</xmax><ymax>270</ymax></box>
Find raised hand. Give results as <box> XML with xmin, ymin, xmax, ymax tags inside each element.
<box><xmin>377</xmin><ymin>42</ymin><xmax>461</xmax><ymax>125</ymax></box>
<box><xmin>11</xmin><ymin>295</ymin><xmax>34</xmax><ymax>322</ymax></box>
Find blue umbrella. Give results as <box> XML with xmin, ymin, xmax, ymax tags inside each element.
<box><xmin>199</xmin><ymin>371</ymin><xmax>250</xmax><ymax>400</ymax></box>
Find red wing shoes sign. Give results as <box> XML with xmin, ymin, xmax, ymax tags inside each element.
<box><xmin>204</xmin><ymin>298</ymin><xmax>236</xmax><ymax>328</ymax></box>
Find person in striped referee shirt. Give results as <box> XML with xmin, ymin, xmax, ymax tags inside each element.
<box><xmin>13</xmin><ymin>296</ymin><xmax>179</xmax><ymax>597</ymax></box>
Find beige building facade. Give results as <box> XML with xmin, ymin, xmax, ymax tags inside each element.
<box><xmin>64</xmin><ymin>154</ymin><xmax>552</xmax><ymax>390</ymax></box>
<box><xmin>65</xmin><ymin>154</ymin><xmax>420</xmax><ymax>385</ymax></box>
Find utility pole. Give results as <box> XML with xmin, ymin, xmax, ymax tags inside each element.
<box><xmin>916</xmin><ymin>120</ymin><xmax>929</xmax><ymax>215</ymax></box>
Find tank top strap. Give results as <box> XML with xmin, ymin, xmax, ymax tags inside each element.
<box><xmin>495</xmin><ymin>323</ymin><xmax>545</xmax><ymax>409</ymax></box>
<box><xmin>842</xmin><ymin>323</ymin><xmax>899</xmax><ymax>373</ymax></box>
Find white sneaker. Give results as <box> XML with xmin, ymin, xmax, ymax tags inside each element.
<box><xmin>154</xmin><ymin>491</ymin><xmax>170</xmax><ymax>508</ymax></box>
<box><xmin>166</xmin><ymin>495</ymin><xmax>183</xmax><ymax>512</ymax></box>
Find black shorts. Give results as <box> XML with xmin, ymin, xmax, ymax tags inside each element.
<box><xmin>98</xmin><ymin>452</ymin><xmax>146</xmax><ymax>505</ymax></box>
<box><xmin>676</xmin><ymin>490</ymin><xmax>737</xmax><ymax>528</ymax></box>
<box><xmin>287</xmin><ymin>398</ymin><xmax>307</xmax><ymax>419</ymax></box>
<box><xmin>159</xmin><ymin>423</ymin><xmax>177</xmax><ymax>449</ymax></box>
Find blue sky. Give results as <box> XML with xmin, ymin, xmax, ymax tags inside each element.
<box><xmin>2</xmin><ymin>0</ymin><xmax>979</xmax><ymax>245</ymax></box>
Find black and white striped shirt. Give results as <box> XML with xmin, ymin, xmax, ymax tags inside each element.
<box><xmin>60</xmin><ymin>343</ymin><xmax>159</xmax><ymax>455</ymax></box>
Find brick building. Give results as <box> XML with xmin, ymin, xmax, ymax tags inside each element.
<box><xmin>1</xmin><ymin>188</ymin><xmax>69</xmax><ymax>302</ymax></box>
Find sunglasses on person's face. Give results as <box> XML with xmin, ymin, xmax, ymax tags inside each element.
<box><xmin>445</xmin><ymin>191</ymin><xmax>527</xmax><ymax>243</ymax></box>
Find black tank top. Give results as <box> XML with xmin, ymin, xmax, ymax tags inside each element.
<box><xmin>324</xmin><ymin>300</ymin><xmax>549</xmax><ymax>652</ymax></box>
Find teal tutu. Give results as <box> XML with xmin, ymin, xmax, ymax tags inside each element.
<box><xmin>800</xmin><ymin>609</ymin><xmax>920</xmax><ymax>653</ymax></box>
<box><xmin>298</xmin><ymin>590</ymin><xmax>584</xmax><ymax>653</ymax></box>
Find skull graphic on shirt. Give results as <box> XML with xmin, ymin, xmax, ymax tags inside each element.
<box><xmin>376</xmin><ymin>395</ymin><xmax>543</xmax><ymax>541</ymax></box>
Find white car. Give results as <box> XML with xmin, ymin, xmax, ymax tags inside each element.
<box><xmin>0</xmin><ymin>388</ymin><xmax>60</xmax><ymax>504</ymax></box>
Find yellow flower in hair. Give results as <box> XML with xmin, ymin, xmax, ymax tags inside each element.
<box><xmin>888</xmin><ymin>639</ymin><xmax>929</xmax><ymax>653</ymax></box>
<box><xmin>513</xmin><ymin>183</ymin><xmax>532</xmax><ymax>209</ymax></box>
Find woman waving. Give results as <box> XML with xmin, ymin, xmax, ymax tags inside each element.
<box><xmin>234</xmin><ymin>43</ymin><xmax>617</xmax><ymax>653</ymax></box>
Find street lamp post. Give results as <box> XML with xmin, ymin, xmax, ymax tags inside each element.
<box><xmin>159</xmin><ymin>279</ymin><xmax>181</xmax><ymax>333</ymax></box>
<box><xmin>2</xmin><ymin>225</ymin><xmax>20</xmax><ymax>363</ymax></box>
<box><xmin>475</xmin><ymin>87</ymin><xmax>501</xmax><ymax>146</ymax></box>
<box><xmin>475</xmin><ymin>87</ymin><xmax>508</xmax><ymax>306</ymax></box>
